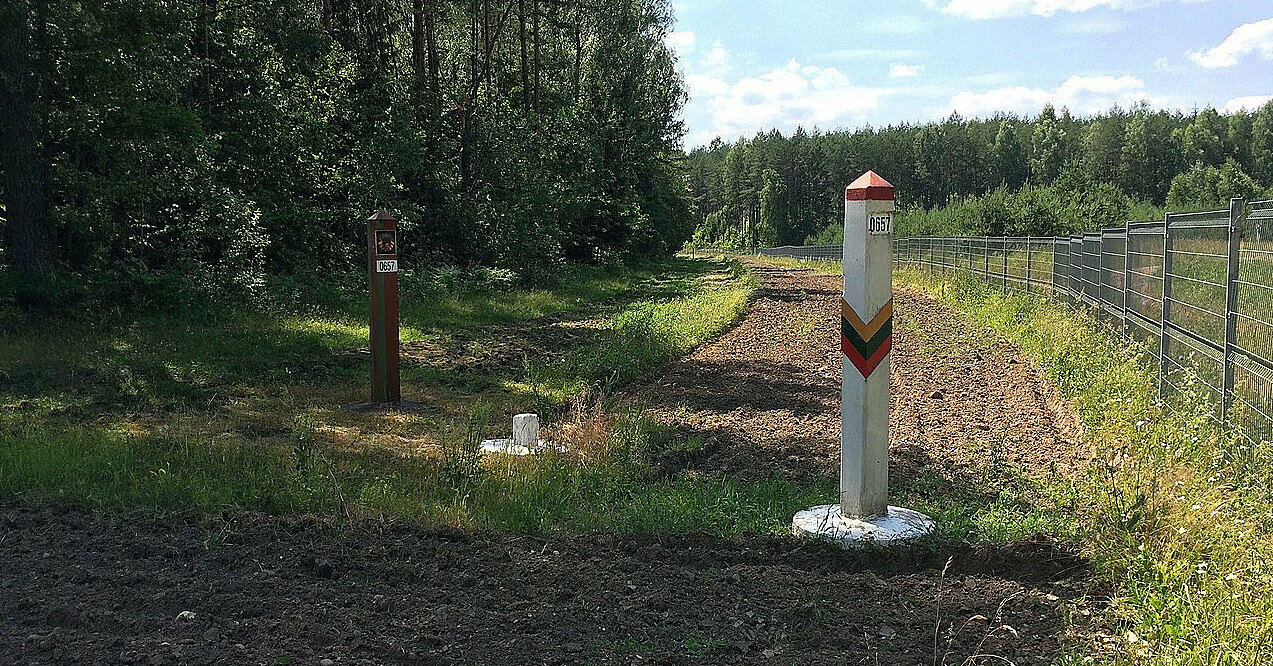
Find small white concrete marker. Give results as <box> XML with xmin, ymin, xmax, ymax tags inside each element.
<box><xmin>480</xmin><ymin>413</ymin><xmax>556</xmax><ymax>455</ymax></box>
<box><xmin>792</xmin><ymin>171</ymin><xmax>933</xmax><ymax>545</ymax></box>
<box><xmin>513</xmin><ymin>414</ymin><xmax>540</xmax><ymax>450</ymax></box>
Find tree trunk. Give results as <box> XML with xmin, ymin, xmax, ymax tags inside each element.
<box><xmin>198</xmin><ymin>0</ymin><xmax>217</xmax><ymax>111</ymax></box>
<box><xmin>460</xmin><ymin>108</ymin><xmax>472</xmax><ymax>192</ymax></box>
<box><xmin>481</xmin><ymin>0</ymin><xmax>490</xmax><ymax>96</ymax></box>
<box><xmin>573</xmin><ymin>0</ymin><xmax>581</xmax><ymax>101</ymax></box>
<box><xmin>425</xmin><ymin>1</ymin><xmax>439</xmax><ymax>95</ymax></box>
<box><xmin>518</xmin><ymin>0</ymin><xmax>528</xmax><ymax>112</ymax></box>
<box><xmin>322</xmin><ymin>0</ymin><xmax>331</xmax><ymax>33</ymax></box>
<box><xmin>532</xmin><ymin>0</ymin><xmax>540</xmax><ymax>112</ymax></box>
<box><xmin>411</xmin><ymin>0</ymin><xmax>425</xmax><ymax>90</ymax></box>
<box><xmin>0</xmin><ymin>0</ymin><xmax>55</xmax><ymax>305</ymax></box>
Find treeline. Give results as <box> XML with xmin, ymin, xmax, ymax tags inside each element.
<box><xmin>0</xmin><ymin>0</ymin><xmax>692</xmax><ymax>308</ymax></box>
<box><xmin>686</xmin><ymin>103</ymin><xmax>1273</xmax><ymax>247</ymax></box>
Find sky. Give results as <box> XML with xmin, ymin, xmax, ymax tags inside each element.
<box><xmin>667</xmin><ymin>0</ymin><xmax>1273</xmax><ymax>148</ymax></box>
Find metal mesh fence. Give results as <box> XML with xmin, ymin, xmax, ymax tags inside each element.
<box><xmin>761</xmin><ymin>197</ymin><xmax>1273</xmax><ymax>443</ymax></box>
<box><xmin>757</xmin><ymin>245</ymin><xmax>841</xmax><ymax>261</ymax></box>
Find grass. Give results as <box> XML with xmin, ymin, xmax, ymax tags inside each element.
<box><xmin>0</xmin><ymin>416</ymin><xmax>828</xmax><ymax>534</ymax></box>
<box><xmin>895</xmin><ymin>263</ymin><xmax>1273</xmax><ymax>665</ymax></box>
<box><xmin>2</xmin><ymin>255</ymin><xmax>845</xmax><ymax>536</ymax></box>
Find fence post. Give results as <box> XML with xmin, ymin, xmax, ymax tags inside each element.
<box><xmin>1050</xmin><ymin>239</ymin><xmax>1057</xmax><ymax>295</ymax></box>
<box><xmin>1222</xmin><ymin>198</ymin><xmax>1243</xmax><ymax>425</ymax></box>
<box><xmin>1026</xmin><ymin>236</ymin><xmax>1033</xmax><ymax>294</ymax></box>
<box><xmin>1002</xmin><ymin>236</ymin><xmax>1009</xmax><ymax>291</ymax></box>
<box><xmin>1121</xmin><ymin>224</ymin><xmax>1131</xmax><ymax>341</ymax></box>
<box><xmin>983</xmin><ymin>237</ymin><xmax>990</xmax><ymax>279</ymax></box>
<box><xmin>1159</xmin><ymin>213</ymin><xmax>1173</xmax><ymax>401</ymax></box>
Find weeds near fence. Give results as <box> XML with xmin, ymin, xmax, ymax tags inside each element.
<box><xmin>898</xmin><ymin>265</ymin><xmax>1273</xmax><ymax>666</ymax></box>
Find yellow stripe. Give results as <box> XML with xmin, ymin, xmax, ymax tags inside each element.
<box><xmin>841</xmin><ymin>297</ymin><xmax>893</xmax><ymax>340</ymax></box>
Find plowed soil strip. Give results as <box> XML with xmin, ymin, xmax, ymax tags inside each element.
<box><xmin>635</xmin><ymin>259</ymin><xmax>1087</xmax><ymax>485</ymax></box>
<box><xmin>0</xmin><ymin>261</ymin><xmax>1093</xmax><ymax>666</ymax></box>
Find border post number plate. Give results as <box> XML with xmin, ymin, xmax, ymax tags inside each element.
<box><xmin>376</xmin><ymin>260</ymin><xmax>398</xmax><ymax>273</ymax></box>
<box><xmin>868</xmin><ymin>214</ymin><xmax>892</xmax><ymax>236</ymax></box>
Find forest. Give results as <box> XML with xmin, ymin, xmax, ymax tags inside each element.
<box><xmin>685</xmin><ymin>103</ymin><xmax>1273</xmax><ymax>247</ymax></box>
<box><xmin>7</xmin><ymin>0</ymin><xmax>1273</xmax><ymax>311</ymax></box>
<box><xmin>0</xmin><ymin>0</ymin><xmax>692</xmax><ymax>309</ymax></box>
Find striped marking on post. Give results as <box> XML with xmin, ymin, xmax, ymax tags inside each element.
<box><xmin>840</xmin><ymin>297</ymin><xmax>892</xmax><ymax>379</ymax></box>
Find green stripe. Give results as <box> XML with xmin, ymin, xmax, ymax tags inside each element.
<box><xmin>841</xmin><ymin>315</ymin><xmax>892</xmax><ymax>359</ymax></box>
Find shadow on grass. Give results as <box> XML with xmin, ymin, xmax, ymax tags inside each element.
<box><xmin>0</xmin><ymin>257</ymin><xmax>731</xmax><ymax>419</ymax></box>
<box><xmin>0</xmin><ymin>308</ymin><xmax>365</xmax><ymax>417</ymax></box>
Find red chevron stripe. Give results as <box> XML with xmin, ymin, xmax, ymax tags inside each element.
<box><xmin>841</xmin><ymin>333</ymin><xmax>892</xmax><ymax>379</ymax></box>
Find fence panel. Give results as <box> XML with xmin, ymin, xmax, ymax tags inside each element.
<box><xmin>1125</xmin><ymin>221</ymin><xmax>1164</xmax><ymax>347</ymax></box>
<box><xmin>757</xmin><ymin>245</ymin><xmax>841</xmax><ymax>261</ymax></box>
<box><xmin>1100</xmin><ymin>228</ymin><xmax>1127</xmax><ymax>330</ymax></box>
<box><xmin>1159</xmin><ymin>210</ymin><xmax>1230</xmax><ymax>419</ymax></box>
<box><xmin>1233</xmin><ymin>199</ymin><xmax>1273</xmax><ymax>442</ymax></box>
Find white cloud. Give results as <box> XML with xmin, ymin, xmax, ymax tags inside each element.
<box><xmin>946</xmin><ymin>74</ymin><xmax>1164</xmax><ymax>116</ymax></box>
<box><xmin>1221</xmin><ymin>94</ymin><xmax>1273</xmax><ymax>113</ymax></box>
<box><xmin>933</xmin><ymin>0</ymin><xmax>1208</xmax><ymax>20</ymax></box>
<box><xmin>889</xmin><ymin>63</ymin><xmax>924</xmax><ymax>79</ymax></box>
<box><xmin>685</xmin><ymin>59</ymin><xmax>888</xmax><ymax>145</ymax></box>
<box><xmin>665</xmin><ymin>30</ymin><xmax>696</xmax><ymax>57</ymax></box>
<box><xmin>701</xmin><ymin>41</ymin><xmax>732</xmax><ymax>72</ymax></box>
<box><xmin>1189</xmin><ymin>18</ymin><xmax>1273</xmax><ymax>68</ymax></box>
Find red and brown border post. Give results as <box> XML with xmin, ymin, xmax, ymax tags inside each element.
<box><xmin>792</xmin><ymin>172</ymin><xmax>934</xmax><ymax>544</ymax></box>
<box><xmin>368</xmin><ymin>210</ymin><xmax>401</xmax><ymax>406</ymax></box>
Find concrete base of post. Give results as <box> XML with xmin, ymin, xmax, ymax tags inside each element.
<box><xmin>792</xmin><ymin>504</ymin><xmax>934</xmax><ymax>546</ymax></box>
<box><xmin>479</xmin><ymin>439</ymin><xmax>561</xmax><ymax>455</ymax></box>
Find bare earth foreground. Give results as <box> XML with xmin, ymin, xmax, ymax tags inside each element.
<box><xmin>1</xmin><ymin>261</ymin><xmax>1093</xmax><ymax>665</ymax></box>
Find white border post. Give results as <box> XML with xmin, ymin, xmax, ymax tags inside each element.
<box><xmin>840</xmin><ymin>172</ymin><xmax>894</xmax><ymax>517</ymax></box>
<box><xmin>792</xmin><ymin>172</ymin><xmax>933</xmax><ymax>544</ymax></box>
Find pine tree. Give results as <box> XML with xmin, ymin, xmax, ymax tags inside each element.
<box><xmin>1030</xmin><ymin>105</ymin><xmax>1067</xmax><ymax>185</ymax></box>
<box><xmin>913</xmin><ymin>125</ymin><xmax>947</xmax><ymax>207</ymax></box>
<box><xmin>991</xmin><ymin>121</ymin><xmax>1028</xmax><ymax>189</ymax></box>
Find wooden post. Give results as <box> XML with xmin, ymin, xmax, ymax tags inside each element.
<box><xmin>369</xmin><ymin>210</ymin><xmax>401</xmax><ymax>405</ymax></box>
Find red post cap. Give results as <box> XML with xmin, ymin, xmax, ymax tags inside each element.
<box><xmin>845</xmin><ymin>171</ymin><xmax>894</xmax><ymax>201</ymax></box>
<box><xmin>368</xmin><ymin>210</ymin><xmax>397</xmax><ymax>222</ymax></box>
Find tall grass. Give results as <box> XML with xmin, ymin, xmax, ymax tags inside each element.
<box><xmin>897</xmin><ymin>266</ymin><xmax>1273</xmax><ymax>665</ymax></box>
<box><xmin>0</xmin><ymin>415</ymin><xmax>827</xmax><ymax>535</ymax></box>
